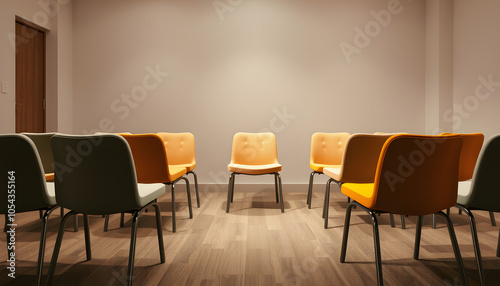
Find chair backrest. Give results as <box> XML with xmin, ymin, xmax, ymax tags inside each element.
<box><xmin>310</xmin><ymin>132</ymin><xmax>350</xmax><ymax>166</ymax></box>
<box><xmin>0</xmin><ymin>134</ymin><xmax>55</xmax><ymax>213</ymax></box>
<box><xmin>461</xmin><ymin>134</ymin><xmax>500</xmax><ymax>211</ymax></box>
<box><xmin>119</xmin><ymin>133</ymin><xmax>172</xmax><ymax>183</ymax></box>
<box><xmin>22</xmin><ymin>132</ymin><xmax>56</xmax><ymax>173</ymax></box>
<box><xmin>157</xmin><ymin>132</ymin><xmax>196</xmax><ymax>166</ymax></box>
<box><xmin>441</xmin><ymin>132</ymin><xmax>484</xmax><ymax>181</ymax></box>
<box><xmin>337</xmin><ymin>134</ymin><xmax>393</xmax><ymax>183</ymax></box>
<box><xmin>230</xmin><ymin>132</ymin><xmax>279</xmax><ymax>165</ymax></box>
<box><xmin>370</xmin><ymin>134</ymin><xmax>463</xmax><ymax>215</ymax></box>
<box><xmin>51</xmin><ymin>134</ymin><xmax>141</xmax><ymax>214</ymax></box>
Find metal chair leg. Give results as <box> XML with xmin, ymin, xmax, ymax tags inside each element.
<box><xmin>226</xmin><ymin>173</ymin><xmax>235</xmax><ymax>213</ymax></box>
<box><xmin>230</xmin><ymin>173</ymin><xmax>235</xmax><ymax>203</ymax></box>
<box><xmin>127</xmin><ymin>211</ymin><xmax>140</xmax><ymax>286</ymax></box>
<box><xmin>400</xmin><ymin>215</ymin><xmax>406</xmax><ymax>229</ymax></box>
<box><xmin>432</xmin><ymin>213</ymin><xmax>437</xmax><ymax>229</ymax></box>
<box><xmin>414</xmin><ymin>216</ymin><xmax>424</xmax><ymax>259</ymax></box>
<box><xmin>274</xmin><ymin>173</ymin><xmax>279</xmax><ymax>203</ymax></box>
<box><xmin>490</xmin><ymin>211</ymin><xmax>496</xmax><ymax>226</ymax></box>
<box><xmin>120</xmin><ymin>213</ymin><xmax>125</xmax><ymax>227</ymax></box>
<box><xmin>39</xmin><ymin>210</ymin><xmax>43</xmax><ymax>219</ymax></box>
<box><xmin>307</xmin><ymin>171</ymin><xmax>315</xmax><ymax>208</ymax></box>
<box><xmin>435</xmin><ymin>211</ymin><xmax>469</xmax><ymax>286</ymax></box>
<box><xmin>83</xmin><ymin>215</ymin><xmax>92</xmax><ymax>261</ymax></box>
<box><xmin>171</xmin><ymin>184</ymin><xmax>176</xmax><ymax>232</ymax></box>
<box><xmin>456</xmin><ymin>204</ymin><xmax>485</xmax><ymax>286</ymax></box>
<box><xmin>389</xmin><ymin>214</ymin><xmax>395</xmax><ymax>228</ymax></box>
<box><xmin>35</xmin><ymin>206</ymin><xmax>57</xmax><ymax>286</ymax></box>
<box><xmin>188</xmin><ymin>171</ymin><xmax>200</xmax><ymax>208</ymax></box>
<box><xmin>324</xmin><ymin>179</ymin><xmax>333</xmax><ymax>229</ymax></box>
<box><xmin>152</xmin><ymin>202</ymin><xmax>166</xmax><ymax>264</ymax></box>
<box><xmin>104</xmin><ymin>215</ymin><xmax>109</xmax><ymax>232</ymax></box>
<box><xmin>277</xmin><ymin>173</ymin><xmax>284</xmax><ymax>213</ymax></box>
<box><xmin>46</xmin><ymin>211</ymin><xmax>79</xmax><ymax>285</ymax></box>
<box><xmin>340</xmin><ymin>202</ymin><xmax>355</xmax><ymax>263</ymax></box>
<box><xmin>181</xmin><ymin>177</ymin><xmax>193</xmax><ymax>219</ymax></box>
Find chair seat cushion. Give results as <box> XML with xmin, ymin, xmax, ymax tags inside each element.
<box><xmin>45</xmin><ymin>182</ymin><xmax>57</xmax><ymax>206</ymax></box>
<box><xmin>137</xmin><ymin>183</ymin><xmax>166</xmax><ymax>207</ymax></box>
<box><xmin>171</xmin><ymin>163</ymin><xmax>196</xmax><ymax>172</ymax></box>
<box><xmin>456</xmin><ymin>180</ymin><xmax>473</xmax><ymax>205</ymax></box>
<box><xmin>45</xmin><ymin>173</ymin><xmax>55</xmax><ymax>182</ymax></box>
<box><xmin>168</xmin><ymin>165</ymin><xmax>188</xmax><ymax>182</ymax></box>
<box><xmin>310</xmin><ymin>163</ymin><xmax>341</xmax><ymax>173</ymax></box>
<box><xmin>341</xmin><ymin>183</ymin><xmax>376</xmax><ymax>209</ymax></box>
<box><xmin>228</xmin><ymin>163</ymin><xmax>282</xmax><ymax>175</ymax></box>
<box><xmin>323</xmin><ymin>167</ymin><xmax>341</xmax><ymax>181</ymax></box>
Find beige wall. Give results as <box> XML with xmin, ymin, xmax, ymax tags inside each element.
<box><xmin>72</xmin><ymin>0</ymin><xmax>426</xmax><ymax>184</ymax></box>
<box><xmin>453</xmin><ymin>0</ymin><xmax>500</xmax><ymax>140</ymax></box>
<box><xmin>0</xmin><ymin>0</ymin><xmax>73</xmax><ymax>134</ymax></box>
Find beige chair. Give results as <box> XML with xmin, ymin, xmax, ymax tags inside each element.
<box><xmin>226</xmin><ymin>132</ymin><xmax>284</xmax><ymax>213</ymax></box>
<box><xmin>307</xmin><ymin>132</ymin><xmax>350</xmax><ymax>209</ymax></box>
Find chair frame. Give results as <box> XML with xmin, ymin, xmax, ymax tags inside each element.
<box><xmin>226</xmin><ymin>172</ymin><xmax>284</xmax><ymax>213</ymax></box>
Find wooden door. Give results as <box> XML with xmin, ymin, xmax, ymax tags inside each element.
<box><xmin>15</xmin><ymin>21</ymin><xmax>46</xmax><ymax>133</ymax></box>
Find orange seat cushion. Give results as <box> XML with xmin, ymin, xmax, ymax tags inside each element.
<box><xmin>310</xmin><ymin>163</ymin><xmax>341</xmax><ymax>173</ymax></box>
<box><xmin>228</xmin><ymin>163</ymin><xmax>282</xmax><ymax>175</ymax></box>
<box><xmin>341</xmin><ymin>183</ymin><xmax>377</xmax><ymax>209</ymax></box>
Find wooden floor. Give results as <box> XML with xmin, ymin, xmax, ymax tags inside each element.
<box><xmin>1</xmin><ymin>184</ymin><xmax>499</xmax><ymax>286</ymax></box>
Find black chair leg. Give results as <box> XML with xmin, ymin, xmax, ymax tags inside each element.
<box><xmin>497</xmin><ymin>228</ymin><xmax>500</xmax><ymax>257</ymax></box>
<box><xmin>370</xmin><ymin>210</ymin><xmax>383</xmax><ymax>286</ymax></box>
<box><xmin>435</xmin><ymin>211</ymin><xmax>469</xmax><ymax>286</ymax></box>
<box><xmin>389</xmin><ymin>214</ymin><xmax>395</xmax><ymax>228</ymax></box>
<box><xmin>152</xmin><ymin>202</ymin><xmax>166</xmax><ymax>263</ymax></box>
<box><xmin>400</xmin><ymin>215</ymin><xmax>406</xmax><ymax>229</ymax></box>
<box><xmin>104</xmin><ymin>215</ymin><xmax>109</xmax><ymax>232</ymax></box>
<box><xmin>274</xmin><ymin>173</ymin><xmax>279</xmax><ymax>203</ymax></box>
<box><xmin>340</xmin><ymin>202</ymin><xmax>355</xmax><ymax>263</ymax></box>
<box><xmin>226</xmin><ymin>173</ymin><xmax>235</xmax><ymax>213</ymax></box>
<box><xmin>188</xmin><ymin>171</ymin><xmax>200</xmax><ymax>208</ymax></box>
<box><xmin>127</xmin><ymin>211</ymin><xmax>140</xmax><ymax>286</ymax></box>
<box><xmin>83</xmin><ymin>215</ymin><xmax>92</xmax><ymax>261</ymax></box>
<box><xmin>35</xmin><ymin>206</ymin><xmax>57</xmax><ymax>286</ymax></box>
<box><xmin>46</xmin><ymin>211</ymin><xmax>79</xmax><ymax>285</ymax></box>
<box><xmin>432</xmin><ymin>213</ymin><xmax>437</xmax><ymax>229</ymax></box>
<box><xmin>324</xmin><ymin>179</ymin><xmax>333</xmax><ymax>229</ymax></box>
<box><xmin>181</xmin><ymin>177</ymin><xmax>193</xmax><ymax>219</ymax></box>
<box><xmin>414</xmin><ymin>216</ymin><xmax>424</xmax><ymax>259</ymax></box>
<box><xmin>230</xmin><ymin>174</ymin><xmax>235</xmax><ymax>203</ymax></box>
<box><xmin>171</xmin><ymin>184</ymin><xmax>176</xmax><ymax>232</ymax></box>
<box><xmin>307</xmin><ymin>171</ymin><xmax>315</xmax><ymax>208</ymax></box>
<box><xmin>60</xmin><ymin>207</ymin><xmax>64</xmax><ymax>217</ymax></box>
<box><xmin>39</xmin><ymin>210</ymin><xmax>43</xmax><ymax>219</ymax></box>
<box><xmin>120</xmin><ymin>213</ymin><xmax>125</xmax><ymax>227</ymax></box>
<box><xmin>490</xmin><ymin>211</ymin><xmax>496</xmax><ymax>226</ymax></box>
<box><xmin>277</xmin><ymin>173</ymin><xmax>284</xmax><ymax>213</ymax></box>
<box><xmin>456</xmin><ymin>204</ymin><xmax>485</xmax><ymax>286</ymax></box>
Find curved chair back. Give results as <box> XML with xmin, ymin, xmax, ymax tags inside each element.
<box><xmin>157</xmin><ymin>132</ymin><xmax>196</xmax><ymax>167</ymax></box>
<box><xmin>22</xmin><ymin>132</ymin><xmax>56</xmax><ymax>173</ymax></box>
<box><xmin>370</xmin><ymin>134</ymin><xmax>463</xmax><ymax>215</ymax></box>
<box><xmin>310</xmin><ymin>132</ymin><xmax>350</xmax><ymax>169</ymax></box>
<box><xmin>461</xmin><ymin>134</ymin><xmax>500</xmax><ymax>211</ymax></box>
<box><xmin>119</xmin><ymin>134</ymin><xmax>173</xmax><ymax>183</ymax></box>
<box><xmin>338</xmin><ymin>134</ymin><xmax>393</xmax><ymax>183</ymax></box>
<box><xmin>0</xmin><ymin>134</ymin><xmax>55</xmax><ymax>213</ymax></box>
<box><xmin>230</xmin><ymin>132</ymin><xmax>279</xmax><ymax>165</ymax></box>
<box><xmin>441</xmin><ymin>132</ymin><xmax>484</xmax><ymax>181</ymax></box>
<box><xmin>51</xmin><ymin>134</ymin><xmax>141</xmax><ymax>215</ymax></box>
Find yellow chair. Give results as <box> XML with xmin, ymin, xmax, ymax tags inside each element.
<box><xmin>340</xmin><ymin>134</ymin><xmax>467</xmax><ymax>285</ymax></box>
<box><xmin>322</xmin><ymin>134</ymin><xmax>393</xmax><ymax>228</ymax></box>
<box><xmin>307</xmin><ymin>132</ymin><xmax>350</xmax><ymax>209</ymax></box>
<box><xmin>226</xmin><ymin>132</ymin><xmax>284</xmax><ymax>213</ymax></box>
<box><xmin>157</xmin><ymin>132</ymin><xmax>200</xmax><ymax>208</ymax></box>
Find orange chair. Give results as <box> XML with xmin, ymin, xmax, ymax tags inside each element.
<box><xmin>340</xmin><ymin>134</ymin><xmax>467</xmax><ymax>285</ymax></box>
<box><xmin>307</xmin><ymin>133</ymin><xmax>350</xmax><ymax>209</ymax></box>
<box><xmin>322</xmin><ymin>134</ymin><xmax>393</xmax><ymax>228</ymax></box>
<box><xmin>105</xmin><ymin>134</ymin><xmax>192</xmax><ymax>232</ymax></box>
<box><xmin>431</xmin><ymin>133</ymin><xmax>484</xmax><ymax>228</ymax></box>
<box><xmin>157</xmin><ymin>132</ymin><xmax>200</xmax><ymax>208</ymax></box>
<box><xmin>227</xmin><ymin>132</ymin><xmax>284</xmax><ymax>213</ymax></box>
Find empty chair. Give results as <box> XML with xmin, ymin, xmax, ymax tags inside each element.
<box><xmin>455</xmin><ymin>134</ymin><xmax>500</xmax><ymax>286</ymax></box>
<box><xmin>113</xmin><ymin>133</ymin><xmax>192</xmax><ymax>233</ymax></box>
<box><xmin>307</xmin><ymin>132</ymin><xmax>350</xmax><ymax>209</ymax></box>
<box><xmin>0</xmin><ymin>134</ymin><xmax>58</xmax><ymax>286</ymax></box>
<box><xmin>47</xmin><ymin>134</ymin><xmax>165</xmax><ymax>286</ymax></box>
<box><xmin>322</xmin><ymin>133</ymin><xmax>392</xmax><ymax>229</ymax></box>
<box><xmin>340</xmin><ymin>134</ymin><xmax>467</xmax><ymax>286</ymax></box>
<box><xmin>227</xmin><ymin>132</ymin><xmax>284</xmax><ymax>213</ymax></box>
<box><xmin>157</xmin><ymin>132</ymin><xmax>200</xmax><ymax>208</ymax></box>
